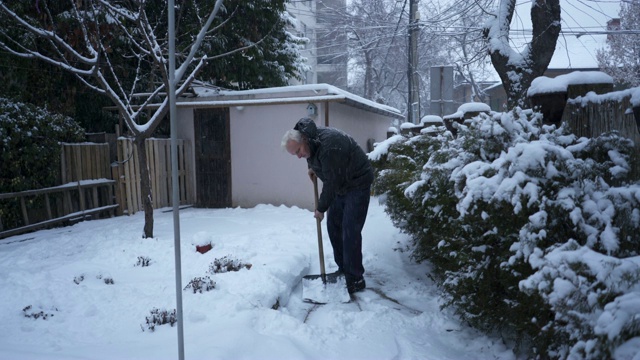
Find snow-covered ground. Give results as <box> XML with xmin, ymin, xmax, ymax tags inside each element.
<box><xmin>0</xmin><ymin>199</ymin><xmax>515</xmax><ymax>359</ymax></box>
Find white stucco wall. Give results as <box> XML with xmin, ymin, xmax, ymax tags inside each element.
<box><xmin>177</xmin><ymin>96</ymin><xmax>399</xmax><ymax>211</ymax></box>
<box><xmin>230</xmin><ymin>102</ymin><xmax>392</xmax><ymax>210</ymax></box>
<box><xmin>230</xmin><ymin>104</ymin><xmax>317</xmax><ymax>211</ymax></box>
<box><xmin>319</xmin><ymin>102</ymin><xmax>393</xmax><ymax>152</ymax></box>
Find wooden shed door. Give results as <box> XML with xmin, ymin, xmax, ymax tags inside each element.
<box><xmin>194</xmin><ymin>108</ymin><xmax>231</xmax><ymax>208</ymax></box>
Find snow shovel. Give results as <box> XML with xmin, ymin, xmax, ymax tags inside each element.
<box><xmin>302</xmin><ymin>176</ymin><xmax>350</xmax><ymax>304</ymax></box>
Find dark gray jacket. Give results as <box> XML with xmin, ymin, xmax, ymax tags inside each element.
<box><xmin>294</xmin><ymin>118</ymin><xmax>373</xmax><ymax>213</ymax></box>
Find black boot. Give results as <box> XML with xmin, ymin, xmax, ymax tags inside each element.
<box><xmin>347</xmin><ymin>277</ymin><xmax>366</xmax><ymax>294</ymax></box>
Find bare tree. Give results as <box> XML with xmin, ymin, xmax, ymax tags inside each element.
<box><xmin>319</xmin><ymin>0</ymin><xmax>451</xmax><ymax>116</ymax></box>
<box><xmin>346</xmin><ymin>0</ymin><xmax>408</xmax><ymax>103</ymax></box>
<box><xmin>596</xmin><ymin>0</ymin><xmax>640</xmax><ymax>87</ymax></box>
<box><xmin>0</xmin><ymin>0</ymin><xmax>299</xmax><ymax>238</ymax></box>
<box><xmin>482</xmin><ymin>0</ymin><xmax>561</xmax><ymax>108</ymax></box>
<box><xmin>317</xmin><ymin>0</ymin><xmax>501</xmax><ymax>117</ymax></box>
<box><xmin>432</xmin><ymin>0</ymin><xmax>495</xmax><ymax>103</ymax></box>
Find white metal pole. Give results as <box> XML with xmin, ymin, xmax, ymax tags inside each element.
<box><xmin>168</xmin><ymin>0</ymin><xmax>185</xmax><ymax>359</ymax></box>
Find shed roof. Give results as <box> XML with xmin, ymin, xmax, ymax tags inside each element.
<box><xmin>178</xmin><ymin>83</ymin><xmax>404</xmax><ymax>119</ymax></box>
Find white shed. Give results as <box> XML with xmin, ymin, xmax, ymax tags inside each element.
<box><xmin>175</xmin><ymin>84</ymin><xmax>403</xmax><ymax>211</ymax></box>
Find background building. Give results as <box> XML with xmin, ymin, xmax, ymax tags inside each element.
<box><xmin>287</xmin><ymin>0</ymin><xmax>348</xmax><ymax>89</ymax></box>
<box><xmin>286</xmin><ymin>0</ymin><xmax>317</xmax><ymax>85</ymax></box>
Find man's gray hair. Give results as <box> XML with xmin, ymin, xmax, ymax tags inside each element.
<box><xmin>281</xmin><ymin>129</ymin><xmax>304</xmax><ymax>150</ymax></box>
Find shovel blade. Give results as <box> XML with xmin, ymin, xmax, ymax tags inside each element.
<box><xmin>302</xmin><ymin>273</ymin><xmax>350</xmax><ymax>304</ymax></box>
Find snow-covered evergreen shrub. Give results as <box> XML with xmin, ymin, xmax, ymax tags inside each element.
<box><xmin>370</xmin><ymin>108</ymin><xmax>640</xmax><ymax>359</ymax></box>
<box><xmin>0</xmin><ymin>97</ymin><xmax>85</xmax><ymax>191</ymax></box>
<box><xmin>370</xmin><ymin>133</ymin><xmax>447</xmax><ymax>262</ymax></box>
<box><xmin>0</xmin><ymin>97</ymin><xmax>84</xmax><ymax>228</ymax></box>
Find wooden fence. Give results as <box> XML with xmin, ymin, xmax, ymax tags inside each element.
<box><xmin>0</xmin><ymin>179</ymin><xmax>118</xmax><ymax>239</ymax></box>
<box><xmin>0</xmin><ymin>144</ymin><xmax>115</xmax><ymax>237</ymax></box>
<box><xmin>563</xmin><ymin>91</ymin><xmax>640</xmax><ymax>179</ymax></box>
<box><xmin>61</xmin><ymin>143</ymin><xmax>112</xmax><ymax>183</ymax></box>
<box><xmin>0</xmin><ymin>138</ymin><xmax>193</xmax><ymax>238</ymax></box>
<box><xmin>62</xmin><ymin>138</ymin><xmax>193</xmax><ymax>215</ymax></box>
<box><xmin>113</xmin><ymin>138</ymin><xmax>194</xmax><ymax>215</ymax></box>
<box><xmin>563</xmin><ymin>93</ymin><xmax>639</xmax><ymax>145</ymax></box>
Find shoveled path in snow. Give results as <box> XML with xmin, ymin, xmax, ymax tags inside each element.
<box><xmin>280</xmin><ymin>202</ymin><xmax>514</xmax><ymax>360</ymax></box>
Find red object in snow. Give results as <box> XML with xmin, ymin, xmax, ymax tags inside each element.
<box><xmin>196</xmin><ymin>244</ymin><xmax>212</xmax><ymax>254</ymax></box>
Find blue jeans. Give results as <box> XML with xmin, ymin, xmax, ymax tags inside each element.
<box><xmin>326</xmin><ymin>187</ymin><xmax>371</xmax><ymax>283</ymax></box>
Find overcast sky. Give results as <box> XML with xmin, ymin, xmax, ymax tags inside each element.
<box><xmin>510</xmin><ymin>0</ymin><xmax>622</xmax><ymax>68</ymax></box>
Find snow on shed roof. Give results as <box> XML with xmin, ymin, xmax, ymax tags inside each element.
<box><xmin>527</xmin><ymin>71</ymin><xmax>613</xmax><ymax>96</ymax></box>
<box><xmin>178</xmin><ymin>83</ymin><xmax>404</xmax><ymax>119</ymax></box>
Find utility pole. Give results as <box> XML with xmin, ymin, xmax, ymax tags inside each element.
<box><xmin>407</xmin><ymin>0</ymin><xmax>420</xmax><ymax>124</ymax></box>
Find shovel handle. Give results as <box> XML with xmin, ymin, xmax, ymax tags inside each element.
<box><xmin>313</xmin><ymin>177</ymin><xmax>327</xmax><ymax>280</ymax></box>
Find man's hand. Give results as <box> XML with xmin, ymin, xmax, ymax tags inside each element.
<box><xmin>308</xmin><ymin>169</ymin><xmax>316</xmax><ymax>182</ymax></box>
<box><xmin>314</xmin><ymin>210</ymin><xmax>324</xmax><ymax>221</ymax></box>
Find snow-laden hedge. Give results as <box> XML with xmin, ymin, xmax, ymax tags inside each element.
<box><xmin>0</xmin><ymin>97</ymin><xmax>84</xmax><ymax>228</ymax></box>
<box><xmin>370</xmin><ymin>108</ymin><xmax>640</xmax><ymax>359</ymax></box>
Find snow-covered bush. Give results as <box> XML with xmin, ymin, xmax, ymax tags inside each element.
<box><xmin>184</xmin><ymin>276</ymin><xmax>216</xmax><ymax>294</ymax></box>
<box><xmin>22</xmin><ymin>305</ymin><xmax>59</xmax><ymax>320</ymax></box>
<box><xmin>135</xmin><ymin>256</ymin><xmax>152</xmax><ymax>267</ymax></box>
<box><xmin>370</xmin><ymin>108</ymin><xmax>640</xmax><ymax>358</ymax></box>
<box><xmin>142</xmin><ymin>308</ymin><xmax>177</xmax><ymax>332</ymax></box>
<box><xmin>0</xmin><ymin>97</ymin><xmax>84</xmax><ymax>229</ymax></box>
<box><xmin>0</xmin><ymin>97</ymin><xmax>85</xmax><ymax>192</ymax></box>
<box><xmin>209</xmin><ymin>256</ymin><xmax>252</xmax><ymax>274</ymax></box>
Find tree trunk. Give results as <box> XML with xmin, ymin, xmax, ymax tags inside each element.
<box><xmin>136</xmin><ymin>137</ymin><xmax>154</xmax><ymax>238</ymax></box>
<box><xmin>484</xmin><ymin>0</ymin><xmax>561</xmax><ymax>109</ymax></box>
<box><xmin>364</xmin><ymin>51</ymin><xmax>374</xmax><ymax>100</ymax></box>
